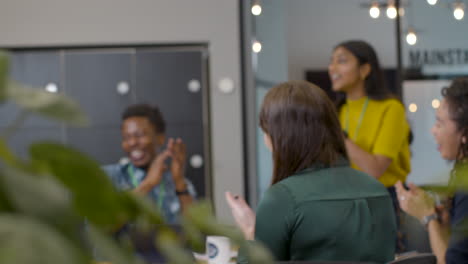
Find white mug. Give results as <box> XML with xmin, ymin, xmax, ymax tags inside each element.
<box><xmin>206</xmin><ymin>236</ymin><xmax>236</xmax><ymax>264</ymax></box>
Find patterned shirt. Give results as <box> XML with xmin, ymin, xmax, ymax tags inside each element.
<box><xmin>102</xmin><ymin>161</ymin><xmax>196</xmax><ymax>224</ymax></box>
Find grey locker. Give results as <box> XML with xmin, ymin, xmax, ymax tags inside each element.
<box><xmin>135</xmin><ymin>49</ymin><xmax>204</xmax><ymax>125</ymax></box>
<box><xmin>64</xmin><ymin>50</ymin><xmax>133</xmax><ymax>127</ymax></box>
<box><xmin>66</xmin><ymin>127</ymin><xmax>124</xmax><ymax>165</ymax></box>
<box><xmin>165</xmin><ymin>123</ymin><xmax>206</xmax><ymax>196</ymax></box>
<box><xmin>6</xmin><ymin>46</ymin><xmax>210</xmax><ymax>198</ymax></box>
<box><xmin>7</xmin><ymin>128</ymin><xmax>63</xmax><ymax>160</ymax></box>
<box><xmin>3</xmin><ymin>51</ymin><xmax>62</xmax><ymax>129</ymax></box>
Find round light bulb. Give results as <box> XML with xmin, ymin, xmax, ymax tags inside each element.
<box><xmin>406</xmin><ymin>31</ymin><xmax>417</xmax><ymax>45</ymax></box>
<box><xmin>252</xmin><ymin>41</ymin><xmax>262</xmax><ymax>53</ymax></box>
<box><xmin>454</xmin><ymin>7</ymin><xmax>464</xmax><ymax>20</ymax></box>
<box><xmin>369</xmin><ymin>4</ymin><xmax>380</xmax><ymax>18</ymax></box>
<box><xmin>251</xmin><ymin>4</ymin><xmax>262</xmax><ymax>16</ymax></box>
<box><xmin>45</xmin><ymin>83</ymin><xmax>58</xmax><ymax>93</ymax></box>
<box><xmin>386</xmin><ymin>5</ymin><xmax>397</xmax><ymax>19</ymax></box>
<box><xmin>409</xmin><ymin>103</ymin><xmax>418</xmax><ymax>113</ymax></box>
<box><xmin>432</xmin><ymin>99</ymin><xmax>441</xmax><ymax>109</ymax></box>
<box><xmin>427</xmin><ymin>0</ymin><xmax>438</xmax><ymax>5</ymax></box>
<box><xmin>399</xmin><ymin>7</ymin><xmax>405</xmax><ymax>17</ymax></box>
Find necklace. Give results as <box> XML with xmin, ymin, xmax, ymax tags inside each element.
<box><xmin>345</xmin><ymin>97</ymin><xmax>369</xmax><ymax>140</ymax></box>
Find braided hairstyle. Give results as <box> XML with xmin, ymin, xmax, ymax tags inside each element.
<box><xmin>442</xmin><ymin>77</ymin><xmax>468</xmax><ymax>161</ymax></box>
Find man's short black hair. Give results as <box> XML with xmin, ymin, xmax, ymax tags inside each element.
<box><xmin>122</xmin><ymin>104</ymin><xmax>166</xmax><ymax>134</ymax></box>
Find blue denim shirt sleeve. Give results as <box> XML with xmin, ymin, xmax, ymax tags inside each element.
<box><xmin>102</xmin><ymin>163</ymin><xmax>197</xmax><ymax>224</ymax></box>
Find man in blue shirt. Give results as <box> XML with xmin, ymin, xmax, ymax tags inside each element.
<box><xmin>103</xmin><ymin>104</ymin><xmax>196</xmax><ymax>224</ymax></box>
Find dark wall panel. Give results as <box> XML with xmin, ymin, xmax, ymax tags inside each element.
<box><xmin>65</xmin><ymin>51</ymin><xmax>133</xmax><ymax>127</ymax></box>
<box><xmin>135</xmin><ymin>50</ymin><xmax>203</xmax><ymax>125</ymax></box>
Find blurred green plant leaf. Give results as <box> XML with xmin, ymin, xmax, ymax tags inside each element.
<box><xmin>181</xmin><ymin>217</ymin><xmax>205</xmax><ymax>253</ymax></box>
<box><xmin>29</xmin><ymin>142</ymin><xmax>129</xmax><ymax>227</ymax></box>
<box><xmin>0</xmin><ymin>214</ymin><xmax>88</xmax><ymax>264</ymax></box>
<box><xmin>185</xmin><ymin>201</ymin><xmax>244</xmax><ymax>243</ymax></box>
<box><xmin>421</xmin><ymin>164</ymin><xmax>468</xmax><ymax>195</ymax></box>
<box><xmin>242</xmin><ymin>241</ymin><xmax>275</xmax><ymax>264</ymax></box>
<box><xmin>0</xmin><ymin>164</ymin><xmax>82</xmax><ymax>239</ymax></box>
<box><xmin>156</xmin><ymin>228</ymin><xmax>195</xmax><ymax>264</ymax></box>
<box><xmin>0</xmin><ymin>139</ymin><xmax>26</xmax><ymax>169</ymax></box>
<box><xmin>122</xmin><ymin>192</ymin><xmax>165</xmax><ymax>225</ymax></box>
<box><xmin>87</xmin><ymin>225</ymin><xmax>145</xmax><ymax>264</ymax></box>
<box><xmin>6</xmin><ymin>81</ymin><xmax>88</xmax><ymax>126</ymax></box>
<box><xmin>0</xmin><ymin>51</ymin><xmax>9</xmax><ymax>102</ymax></box>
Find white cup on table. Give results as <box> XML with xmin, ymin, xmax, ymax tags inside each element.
<box><xmin>206</xmin><ymin>236</ymin><xmax>237</xmax><ymax>264</ymax></box>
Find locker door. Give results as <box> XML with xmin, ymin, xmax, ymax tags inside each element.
<box><xmin>165</xmin><ymin>124</ymin><xmax>206</xmax><ymax>197</ymax></box>
<box><xmin>5</xmin><ymin>51</ymin><xmax>63</xmax><ymax>158</ymax></box>
<box><xmin>64</xmin><ymin>50</ymin><xmax>133</xmax><ymax>165</ymax></box>
<box><xmin>135</xmin><ymin>48</ymin><xmax>209</xmax><ymax>198</ymax></box>
<box><xmin>135</xmin><ymin>49</ymin><xmax>204</xmax><ymax>125</ymax></box>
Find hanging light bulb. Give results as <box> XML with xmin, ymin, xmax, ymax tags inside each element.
<box><xmin>252</xmin><ymin>40</ymin><xmax>262</xmax><ymax>53</ymax></box>
<box><xmin>369</xmin><ymin>2</ymin><xmax>380</xmax><ymax>18</ymax></box>
<box><xmin>406</xmin><ymin>29</ymin><xmax>417</xmax><ymax>45</ymax></box>
<box><xmin>427</xmin><ymin>0</ymin><xmax>438</xmax><ymax>5</ymax></box>
<box><xmin>386</xmin><ymin>1</ymin><xmax>397</xmax><ymax>19</ymax></box>
<box><xmin>409</xmin><ymin>103</ymin><xmax>418</xmax><ymax>113</ymax></box>
<box><xmin>251</xmin><ymin>0</ymin><xmax>262</xmax><ymax>16</ymax></box>
<box><xmin>453</xmin><ymin>2</ymin><xmax>465</xmax><ymax>20</ymax></box>
<box><xmin>399</xmin><ymin>7</ymin><xmax>405</xmax><ymax>17</ymax></box>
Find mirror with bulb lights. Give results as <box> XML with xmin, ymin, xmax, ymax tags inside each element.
<box><xmin>242</xmin><ymin>0</ymin><xmax>402</xmax><ymax>206</ymax></box>
<box><xmin>401</xmin><ymin>0</ymin><xmax>468</xmax><ymax>79</ymax></box>
<box><xmin>242</xmin><ymin>0</ymin><xmax>468</xmax><ymax>220</ymax></box>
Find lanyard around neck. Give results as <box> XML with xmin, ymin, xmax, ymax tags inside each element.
<box><xmin>345</xmin><ymin>97</ymin><xmax>369</xmax><ymax>140</ymax></box>
<box><xmin>127</xmin><ymin>164</ymin><xmax>165</xmax><ymax>209</ymax></box>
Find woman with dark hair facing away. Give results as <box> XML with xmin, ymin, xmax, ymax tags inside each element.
<box><xmin>396</xmin><ymin>78</ymin><xmax>468</xmax><ymax>264</ymax></box>
<box><xmin>226</xmin><ymin>81</ymin><xmax>396</xmax><ymax>263</ymax></box>
<box><xmin>329</xmin><ymin>40</ymin><xmax>411</xmax><ymax>250</ymax></box>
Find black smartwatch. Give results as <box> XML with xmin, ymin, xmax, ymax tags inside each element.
<box><xmin>176</xmin><ymin>189</ymin><xmax>190</xmax><ymax>196</ymax></box>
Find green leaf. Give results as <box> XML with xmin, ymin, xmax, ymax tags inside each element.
<box><xmin>87</xmin><ymin>225</ymin><xmax>145</xmax><ymax>264</ymax></box>
<box><xmin>155</xmin><ymin>228</ymin><xmax>196</xmax><ymax>264</ymax></box>
<box><xmin>0</xmin><ymin>164</ymin><xmax>82</xmax><ymax>238</ymax></box>
<box><xmin>29</xmin><ymin>142</ymin><xmax>129</xmax><ymax>227</ymax></box>
<box><xmin>421</xmin><ymin>163</ymin><xmax>468</xmax><ymax>196</ymax></box>
<box><xmin>242</xmin><ymin>241</ymin><xmax>275</xmax><ymax>264</ymax></box>
<box><xmin>185</xmin><ymin>201</ymin><xmax>244</xmax><ymax>243</ymax></box>
<box><xmin>123</xmin><ymin>192</ymin><xmax>165</xmax><ymax>225</ymax></box>
<box><xmin>0</xmin><ymin>138</ymin><xmax>26</xmax><ymax>169</ymax></box>
<box><xmin>181</xmin><ymin>217</ymin><xmax>205</xmax><ymax>253</ymax></box>
<box><xmin>0</xmin><ymin>214</ymin><xmax>89</xmax><ymax>264</ymax></box>
<box><xmin>0</xmin><ymin>51</ymin><xmax>9</xmax><ymax>102</ymax></box>
<box><xmin>6</xmin><ymin>80</ymin><xmax>88</xmax><ymax>126</ymax></box>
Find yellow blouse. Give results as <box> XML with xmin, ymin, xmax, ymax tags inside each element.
<box><xmin>339</xmin><ymin>97</ymin><xmax>411</xmax><ymax>187</ymax></box>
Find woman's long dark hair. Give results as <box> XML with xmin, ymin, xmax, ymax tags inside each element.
<box><xmin>442</xmin><ymin>78</ymin><xmax>468</xmax><ymax>190</ymax></box>
<box><xmin>334</xmin><ymin>40</ymin><xmax>394</xmax><ymax>109</ymax></box>
<box><xmin>259</xmin><ymin>81</ymin><xmax>348</xmax><ymax>185</ymax></box>
<box><xmin>442</xmin><ymin>77</ymin><xmax>468</xmax><ymax>160</ymax></box>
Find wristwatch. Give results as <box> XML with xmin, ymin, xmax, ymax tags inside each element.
<box><xmin>176</xmin><ymin>189</ymin><xmax>190</xmax><ymax>196</ymax></box>
<box><xmin>421</xmin><ymin>213</ymin><xmax>438</xmax><ymax>228</ymax></box>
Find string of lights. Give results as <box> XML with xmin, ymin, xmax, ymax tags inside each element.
<box><xmin>365</xmin><ymin>0</ymin><xmax>465</xmax><ymax>46</ymax></box>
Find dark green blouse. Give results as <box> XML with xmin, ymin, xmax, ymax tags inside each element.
<box><xmin>240</xmin><ymin>160</ymin><xmax>396</xmax><ymax>263</ymax></box>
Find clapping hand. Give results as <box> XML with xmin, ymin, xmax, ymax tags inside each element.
<box><xmin>167</xmin><ymin>138</ymin><xmax>187</xmax><ymax>187</ymax></box>
<box><xmin>395</xmin><ymin>181</ymin><xmax>436</xmax><ymax>221</ymax></box>
<box><xmin>225</xmin><ymin>191</ymin><xmax>256</xmax><ymax>240</ymax></box>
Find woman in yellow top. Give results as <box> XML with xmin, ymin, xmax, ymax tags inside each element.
<box><xmin>328</xmin><ymin>40</ymin><xmax>411</xmax><ymax>251</ymax></box>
